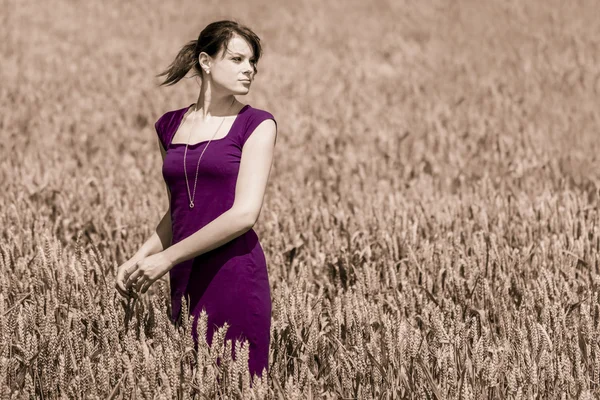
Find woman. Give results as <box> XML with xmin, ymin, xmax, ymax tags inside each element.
<box><xmin>114</xmin><ymin>20</ymin><xmax>277</xmax><ymax>381</ymax></box>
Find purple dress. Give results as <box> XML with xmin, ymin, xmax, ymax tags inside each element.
<box><xmin>154</xmin><ymin>103</ymin><xmax>276</xmax><ymax>379</ymax></box>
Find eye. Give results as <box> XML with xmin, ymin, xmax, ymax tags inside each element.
<box><xmin>233</xmin><ymin>57</ymin><xmax>241</xmax><ymax>61</ymax></box>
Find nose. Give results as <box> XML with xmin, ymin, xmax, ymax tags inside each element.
<box><xmin>242</xmin><ymin>61</ymin><xmax>254</xmax><ymax>76</ymax></box>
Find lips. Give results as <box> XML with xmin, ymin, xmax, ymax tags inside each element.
<box><xmin>240</xmin><ymin>80</ymin><xmax>251</xmax><ymax>82</ymax></box>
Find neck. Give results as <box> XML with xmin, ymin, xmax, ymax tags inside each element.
<box><xmin>194</xmin><ymin>93</ymin><xmax>236</xmax><ymax>119</ymax></box>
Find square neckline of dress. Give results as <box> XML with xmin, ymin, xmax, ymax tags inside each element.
<box><xmin>168</xmin><ymin>103</ymin><xmax>251</xmax><ymax>149</ymax></box>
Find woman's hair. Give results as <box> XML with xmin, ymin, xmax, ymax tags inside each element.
<box><xmin>156</xmin><ymin>20</ymin><xmax>262</xmax><ymax>87</ymax></box>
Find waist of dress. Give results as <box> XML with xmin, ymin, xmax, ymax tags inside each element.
<box><xmin>171</xmin><ymin>228</ymin><xmax>259</xmax><ymax>257</ymax></box>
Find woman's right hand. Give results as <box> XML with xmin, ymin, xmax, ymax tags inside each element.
<box><xmin>115</xmin><ymin>257</ymin><xmax>141</xmax><ymax>299</ymax></box>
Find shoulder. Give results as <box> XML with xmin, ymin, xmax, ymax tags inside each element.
<box><xmin>238</xmin><ymin>105</ymin><xmax>277</xmax><ymax>148</ymax></box>
<box><xmin>155</xmin><ymin>105</ymin><xmax>189</xmax><ymax>133</ymax></box>
<box><xmin>243</xmin><ymin>106</ymin><xmax>277</xmax><ymax>131</ymax></box>
<box><xmin>155</xmin><ymin>105</ymin><xmax>189</xmax><ymax>147</ymax></box>
<box><xmin>244</xmin><ymin>105</ymin><xmax>275</xmax><ymax>121</ymax></box>
<box><xmin>159</xmin><ymin>105</ymin><xmax>189</xmax><ymax>123</ymax></box>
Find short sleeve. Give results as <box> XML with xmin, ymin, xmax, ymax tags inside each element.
<box><xmin>155</xmin><ymin>112</ymin><xmax>170</xmax><ymax>151</ymax></box>
<box><xmin>240</xmin><ymin>109</ymin><xmax>277</xmax><ymax>149</ymax></box>
<box><xmin>154</xmin><ymin>114</ymin><xmax>167</xmax><ymax>149</ymax></box>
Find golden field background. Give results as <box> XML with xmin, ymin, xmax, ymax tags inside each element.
<box><xmin>1</xmin><ymin>0</ymin><xmax>600</xmax><ymax>398</ymax></box>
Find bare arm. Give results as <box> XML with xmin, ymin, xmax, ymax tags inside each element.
<box><xmin>130</xmin><ymin>138</ymin><xmax>173</xmax><ymax>261</ymax></box>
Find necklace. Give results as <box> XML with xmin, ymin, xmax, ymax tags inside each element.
<box><xmin>183</xmin><ymin>98</ymin><xmax>235</xmax><ymax>209</ymax></box>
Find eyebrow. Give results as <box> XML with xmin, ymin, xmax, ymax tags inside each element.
<box><xmin>229</xmin><ymin>51</ymin><xmax>254</xmax><ymax>58</ymax></box>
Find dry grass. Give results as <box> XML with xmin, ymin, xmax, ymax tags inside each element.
<box><xmin>1</xmin><ymin>0</ymin><xmax>600</xmax><ymax>398</ymax></box>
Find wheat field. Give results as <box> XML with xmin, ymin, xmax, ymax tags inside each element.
<box><xmin>1</xmin><ymin>0</ymin><xmax>600</xmax><ymax>398</ymax></box>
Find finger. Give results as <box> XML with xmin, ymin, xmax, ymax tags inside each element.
<box><xmin>124</xmin><ymin>262</ymin><xmax>138</xmax><ymax>279</ymax></box>
<box><xmin>115</xmin><ymin>278</ymin><xmax>126</xmax><ymax>294</ymax></box>
<box><xmin>141</xmin><ymin>280</ymin><xmax>152</xmax><ymax>294</ymax></box>
<box><xmin>126</xmin><ymin>270</ymin><xmax>141</xmax><ymax>289</ymax></box>
<box><xmin>135</xmin><ymin>274</ymin><xmax>147</xmax><ymax>292</ymax></box>
<box><xmin>115</xmin><ymin>283</ymin><xmax>125</xmax><ymax>297</ymax></box>
<box><xmin>115</xmin><ymin>281</ymin><xmax>130</xmax><ymax>298</ymax></box>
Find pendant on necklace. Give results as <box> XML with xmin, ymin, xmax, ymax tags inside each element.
<box><xmin>189</xmin><ymin>202</ymin><xmax>194</xmax><ymax>209</ymax></box>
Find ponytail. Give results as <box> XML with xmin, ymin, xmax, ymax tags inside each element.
<box><xmin>156</xmin><ymin>39</ymin><xmax>199</xmax><ymax>87</ymax></box>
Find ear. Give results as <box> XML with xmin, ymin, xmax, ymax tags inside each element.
<box><xmin>198</xmin><ymin>52</ymin><xmax>211</xmax><ymax>70</ymax></box>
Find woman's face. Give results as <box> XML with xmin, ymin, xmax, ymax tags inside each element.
<box><xmin>202</xmin><ymin>35</ymin><xmax>256</xmax><ymax>94</ymax></box>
